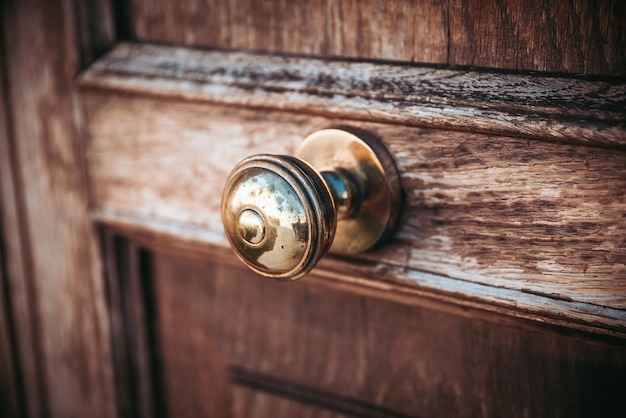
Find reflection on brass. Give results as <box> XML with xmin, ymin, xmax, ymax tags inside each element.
<box><xmin>221</xmin><ymin>128</ymin><xmax>402</xmax><ymax>280</ymax></box>
<box><xmin>221</xmin><ymin>155</ymin><xmax>335</xmax><ymax>280</ymax></box>
<box><xmin>296</xmin><ymin>128</ymin><xmax>402</xmax><ymax>254</ymax></box>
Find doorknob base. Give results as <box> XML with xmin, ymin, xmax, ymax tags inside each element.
<box><xmin>296</xmin><ymin>128</ymin><xmax>402</xmax><ymax>254</ymax></box>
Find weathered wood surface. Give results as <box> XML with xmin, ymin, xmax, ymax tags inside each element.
<box><xmin>92</xmin><ymin>217</ymin><xmax>626</xmax><ymax>338</ymax></box>
<box><xmin>1</xmin><ymin>0</ymin><xmax>116</xmax><ymax>416</ymax></box>
<box><xmin>150</xmin><ymin>252</ymin><xmax>626</xmax><ymax>417</ymax></box>
<box><xmin>129</xmin><ymin>0</ymin><xmax>626</xmax><ymax>76</ymax></box>
<box><xmin>82</xmin><ymin>93</ymin><xmax>626</xmax><ymax>334</ymax></box>
<box><xmin>78</xmin><ymin>43</ymin><xmax>626</xmax><ymax>147</ymax></box>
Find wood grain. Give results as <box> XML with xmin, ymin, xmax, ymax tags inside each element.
<box><xmin>101</xmin><ymin>235</ymin><xmax>159</xmax><ymax>418</ymax></box>
<box><xmin>0</xmin><ymin>18</ymin><xmax>24</xmax><ymax>417</ymax></box>
<box><xmin>1</xmin><ymin>0</ymin><xmax>116</xmax><ymax>416</ymax></box>
<box><xmin>88</xmin><ymin>219</ymin><xmax>626</xmax><ymax>338</ymax></box>
<box><xmin>128</xmin><ymin>0</ymin><xmax>626</xmax><ymax>76</ymax></box>
<box><xmin>0</xmin><ymin>35</ymin><xmax>19</xmax><ymax>417</ymax></box>
<box><xmin>0</xmin><ymin>4</ymin><xmax>45</xmax><ymax>415</ymax></box>
<box><xmin>447</xmin><ymin>0</ymin><xmax>626</xmax><ymax>75</ymax></box>
<box><xmin>151</xmin><ymin>253</ymin><xmax>626</xmax><ymax>417</ymax></box>
<box><xmin>0</xmin><ymin>242</ymin><xmax>19</xmax><ymax>418</ymax></box>
<box><xmin>73</xmin><ymin>0</ymin><xmax>115</xmax><ymax>68</ymax></box>
<box><xmin>82</xmin><ymin>93</ymin><xmax>626</xmax><ymax>333</ymax></box>
<box><xmin>78</xmin><ymin>43</ymin><xmax>626</xmax><ymax>147</ymax></box>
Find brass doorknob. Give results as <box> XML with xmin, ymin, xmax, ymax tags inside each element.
<box><xmin>221</xmin><ymin>128</ymin><xmax>401</xmax><ymax>280</ymax></box>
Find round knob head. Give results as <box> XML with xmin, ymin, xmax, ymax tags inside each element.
<box><xmin>221</xmin><ymin>154</ymin><xmax>336</xmax><ymax>280</ymax></box>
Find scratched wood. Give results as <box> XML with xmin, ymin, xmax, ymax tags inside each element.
<box><xmin>81</xmin><ymin>92</ymin><xmax>626</xmax><ymax>334</ymax></box>
<box><xmin>129</xmin><ymin>0</ymin><xmax>626</xmax><ymax>76</ymax></box>
<box><xmin>78</xmin><ymin>43</ymin><xmax>626</xmax><ymax>147</ymax></box>
<box><xmin>0</xmin><ymin>0</ymin><xmax>116</xmax><ymax>416</ymax></box>
<box><xmin>149</xmin><ymin>252</ymin><xmax>626</xmax><ymax>417</ymax></box>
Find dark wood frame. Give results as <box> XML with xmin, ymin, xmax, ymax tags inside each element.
<box><xmin>0</xmin><ymin>0</ymin><xmax>116</xmax><ymax>416</ymax></box>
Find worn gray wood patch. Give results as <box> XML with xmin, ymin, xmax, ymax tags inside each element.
<box><xmin>78</xmin><ymin>43</ymin><xmax>626</xmax><ymax>147</ymax></box>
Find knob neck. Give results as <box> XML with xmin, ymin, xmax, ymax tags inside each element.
<box><xmin>321</xmin><ymin>170</ymin><xmax>360</xmax><ymax>220</ymax></box>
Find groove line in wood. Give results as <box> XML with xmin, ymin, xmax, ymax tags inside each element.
<box><xmin>230</xmin><ymin>366</ymin><xmax>412</xmax><ymax>418</ymax></box>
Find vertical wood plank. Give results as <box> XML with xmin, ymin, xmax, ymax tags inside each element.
<box><xmin>448</xmin><ymin>0</ymin><xmax>626</xmax><ymax>74</ymax></box>
<box><xmin>0</xmin><ymin>29</ymin><xmax>19</xmax><ymax>418</ymax></box>
<box><xmin>0</xmin><ymin>235</ymin><xmax>20</xmax><ymax>418</ymax></box>
<box><xmin>132</xmin><ymin>0</ymin><xmax>450</xmax><ymax>63</ymax></box>
<box><xmin>156</xmin><ymin>253</ymin><xmax>232</xmax><ymax>418</ymax></box>
<box><xmin>101</xmin><ymin>233</ymin><xmax>134</xmax><ymax>418</ymax></box>
<box><xmin>0</xmin><ymin>5</ymin><xmax>44</xmax><ymax>414</ymax></box>
<box><xmin>1</xmin><ymin>0</ymin><xmax>116</xmax><ymax>416</ymax></box>
<box><xmin>0</xmin><ymin>22</ymin><xmax>22</xmax><ymax>414</ymax></box>
<box><xmin>73</xmin><ymin>0</ymin><xmax>115</xmax><ymax>67</ymax></box>
<box><xmin>102</xmin><ymin>234</ymin><xmax>158</xmax><ymax>418</ymax></box>
<box><xmin>130</xmin><ymin>0</ymin><xmax>626</xmax><ymax>75</ymax></box>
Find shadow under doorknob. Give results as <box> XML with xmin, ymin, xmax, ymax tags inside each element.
<box><xmin>221</xmin><ymin>128</ymin><xmax>402</xmax><ymax>281</ymax></box>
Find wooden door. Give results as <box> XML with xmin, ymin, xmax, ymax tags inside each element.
<box><xmin>1</xmin><ymin>1</ymin><xmax>625</xmax><ymax>417</ymax></box>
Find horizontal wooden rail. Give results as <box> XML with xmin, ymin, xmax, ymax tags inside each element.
<box><xmin>93</xmin><ymin>208</ymin><xmax>626</xmax><ymax>338</ymax></box>
<box><xmin>77</xmin><ymin>42</ymin><xmax>626</xmax><ymax>336</ymax></box>
<box><xmin>78</xmin><ymin>42</ymin><xmax>626</xmax><ymax>147</ymax></box>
